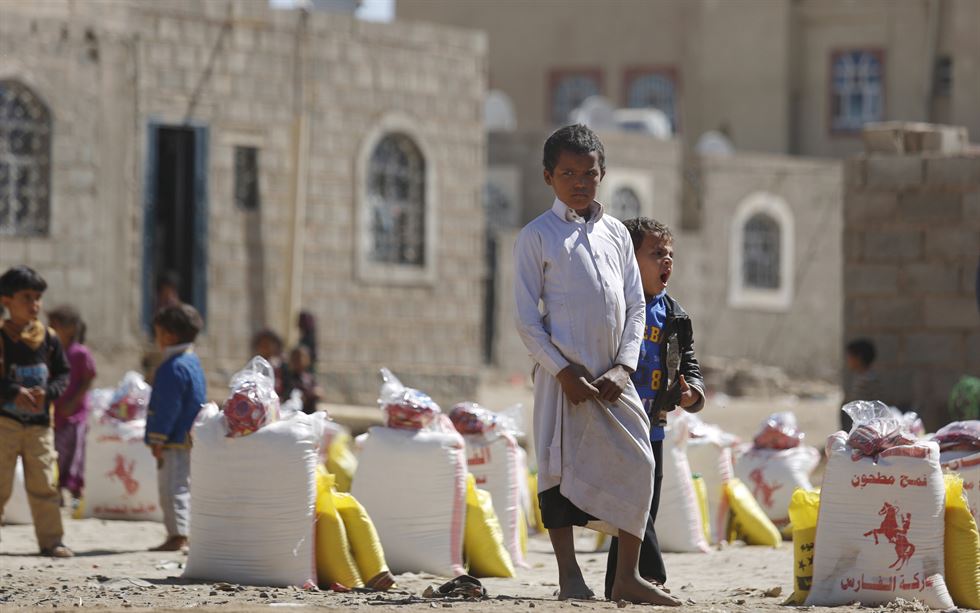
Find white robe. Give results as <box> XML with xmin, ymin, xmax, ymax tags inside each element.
<box><xmin>514</xmin><ymin>197</ymin><xmax>654</xmax><ymax>539</ymax></box>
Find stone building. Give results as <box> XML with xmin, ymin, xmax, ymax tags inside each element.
<box><xmin>843</xmin><ymin>124</ymin><xmax>980</xmax><ymax>428</ymax></box>
<box><xmin>399</xmin><ymin>0</ymin><xmax>980</xmax><ymax>159</ymax></box>
<box><xmin>0</xmin><ymin>0</ymin><xmax>487</xmax><ymax>406</ymax></box>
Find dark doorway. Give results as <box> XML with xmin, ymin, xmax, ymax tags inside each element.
<box><xmin>142</xmin><ymin>123</ymin><xmax>209</xmax><ymax>331</ymax></box>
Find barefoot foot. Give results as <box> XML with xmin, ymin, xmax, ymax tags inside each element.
<box><xmin>612</xmin><ymin>576</ymin><xmax>681</xmax><ymax>606</ymax></box>
<box><xmin>557</xmin><ymin>574</ymin><xmax>595</xmax><ymax>601</ymax></box>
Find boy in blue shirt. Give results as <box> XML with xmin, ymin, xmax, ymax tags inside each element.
<box><xmin>145</xmin><ymin>303</ymin><xmax>207</xmax><ymax>553</ymax></box>
<box><xmin>604</xmin><ymin>217</ymin><xmax>706</xmax><ymax>599</ymax></box>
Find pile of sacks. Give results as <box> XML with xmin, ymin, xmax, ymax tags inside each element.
<box><xmin>352</xmin><ymin>369</ymin><xmax>528</xmax><ymax>579</ymax></box>
<box><xmin>789</xmin><ymin>401</ymin><xmax>979</xmax><ymax>610</ymax></box>
<box><xmin>650</xmin><ymin>411</ymin><xmax>781</xmax><ymax>553</ymax></box>
<box><xmin>184</xmin><ymin>357</ymin><xmax>392</xmax><ymax>590</ymax></box>
<box><xmin>80</xmin><ymin>372</ymin><xmax>161</xmax><ymax>521</ymax></box>
<box><xmin>734</xmin><ymin>412</ymin><xmax>820</xmax><ymax>536</ymax></box>
<box><xmin>934</xmin><ymin>421</ymin><xmax>980</xmax><ymax>525</ymax></box>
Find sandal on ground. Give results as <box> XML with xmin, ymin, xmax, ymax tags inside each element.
<box><xmin>436</xmin><ymin>575</ymin><xmax>486</xmax><ymax>599</ymax></box>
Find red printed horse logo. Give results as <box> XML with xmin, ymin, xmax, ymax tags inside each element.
<box><xmin>748</xmin><ymin>468</ymin><xmax>781</xmax><ymax>508</ymax></box>
<box><xmin>106</xmin><ymin>454</ymin><xmax>139</xmax><ymax>496</ymax></box>
<box><xmin>863</xmin><ymin>501</ymin><xmax>916</xmax><ymax>570</ymax></box>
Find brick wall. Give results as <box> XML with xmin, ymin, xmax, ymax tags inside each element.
<box><xmin>843</xmin><ymin>131</ymin><xmax>980</xmax><ymax>428</ymax></box>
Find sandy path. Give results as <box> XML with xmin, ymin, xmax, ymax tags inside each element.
<box><xmin>1</xmin><ymin>513</ymin><xmax>918</xmax><ymax>613</ymax></box>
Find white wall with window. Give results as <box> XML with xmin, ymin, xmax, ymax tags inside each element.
<box><xmin>624</xmin><ymin>70</ymin><xmax>678</xmax><ymax>132</ymax></box>
<box><xmin>728</xmin><ymin>191</ymin><xmax>794</xmax><ymax>311</ymax></box>
<box><xmin>597</xmin><ymin>169</ymin><xmax>654</xmax><ymax>223</ymax></box>
<box><xmin>550</xmin><ymin>71</ymin><xmax>601</xmax><ymax>125</ymax></box>
<box><xmin>830</xmin><ymin>50</ymin><xmax>884</xmax><ymax>133</ymax></box>
<box><xmin>355</xmin><ymin>114</ymin><xmax>436</xmax><ymax>284</ymax></box>
<box><xmin>0</xmin><ymin>80</ymin><xmax>51</xmax><ymax>236</ymax></box>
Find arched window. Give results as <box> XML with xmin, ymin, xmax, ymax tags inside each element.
<box><xmin>625</xmin><ymin>71</ymin><xmax>677</xmax><ymax>131</ymax></box>
<box><xmin>367</xmin><ymin>133</ymin><xmax>426</xmax><ymax>266</ymax></box>
<box><xmin>0</xmin><ymin>80</ymin><xmax>51</xmax><ymax>236</ymax></box>
<box><xmin>743</xmin><ymin>213</ymin><xmax>780</xmax><ymax>289</ymax></box>
<box><xmin>609</xmin><ymin>186</ymin><xmax>641</xmax><ymax>221</ymax></box>
<box><xmin>550</xmin><ymin>71</ymin><xmax>601</xmax><ymax>125</ymax></box>
<box><xmin>729</xmin><ymin>192</ymin><xmax>794</xmax><ymax>311</ymax></box>
<box><xmin>830</xmin><ymin>50</ymin><xmax>884</xmax><ymax>133</ymax></box>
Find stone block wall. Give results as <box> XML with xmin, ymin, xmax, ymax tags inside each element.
<box><xmin>0</xmin><ymin>0</ymin><xmax>487</xmax><ymax>406</ymax></box>
<box><xmin>843</xmin><ymin>141</ymin><xmax>980</xmax><ymax>428</ymax></box>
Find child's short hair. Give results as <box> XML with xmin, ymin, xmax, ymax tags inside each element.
<box><xmin>846</xmin><ymin>338</ymin><xmax>876</xmax><ymax>367</ymax></box>
<box><xmin>153</xmin><ymin>303</ymin><xmax>203</xmax><ymax>344</ymax></box>
<box><xmin>0</xmin><ymin>265</ymin><xmax>47</xmax><ymax>296</ymax></box>
<box><xmin>542</xmin><ymin>124</ymin><xmax>606</xmax><ymax>174</ymax></box>
<box><xmin>251</xmin><ymin>328</ymin><xmax>283</xmax><ymax>351</ymax></box>
<box><xmin>49</xmin><ymin>304</ymin><xmax>87</xmax><ymax>344</ymax></box>
<box><xmin>622</xmin><ymin>217</ymin><xmax>674</xmax><ymax>251</ymax></box>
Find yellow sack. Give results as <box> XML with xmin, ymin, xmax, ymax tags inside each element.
<box><xmin>786</xmin><ymin>488</ymin><xmax>820</xmax><ymax>605</ymax></box>
<box><xmin>326</xmin><ymin>430</ymin><xmax>358</xmax><ymax>493</ymax></box>
<box><xmin>333</xmin><ymin>491</ymin><xmax>390</xmax><ymax>585</ymax></box>
<box><xmin>528</xmin><ymin>471</ymin><xmax>546</xmax><ymax>533</ymax></box>
<box><xmin>944</xmin><ymin>474</ymin><xmax>980</xmax><ymax>609</ymax></box>
<box><xmin>464</xmin><ymin>474</ymin><xmax>515</xmax><ymax>578</ymax></box>
<box><xmin>315</xmin><ymin>468</ymin><xmax>363</xmax><ymax>589</ymax></box>
<box><xmin>693</xmin><ymin>474</ymin><xmax>711</xmax><ymax>544</ymax></box>
<box><xmin>725</xmin><ymin>478</ymin><xmax>781</xmax><ymax>547</ymax></box>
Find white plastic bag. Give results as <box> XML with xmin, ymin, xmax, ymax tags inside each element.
<box><xmin>183</xmin><ymin>403</ymin><xmax>322</xmax><ymax>588</ymax></box>
<box><xmin>656</xmin><ymin>413</ymin><xmax>710</xmax><ymax>553</ymax></box>
<box><xmin>805</xmin><ymin>432</ymin><xmax>952</xmax><ymax>608</ymax></box>
<box><xmin>941</xmin><ymin>451</ymin><xmax>980</xmax><ymax>524</ymax></box>
<box><xmin>733</xmin><ymin>444</ymin><xmax>820</xmax><ymax>529</ymax></box>
<box><xmin>378</xmin><ymin>368</ymin><xmax>455</xmax><ymax>433</ymax></box>
<box><xmin>683</xmin><ymin>413</ymin><xmax>738</xmax><ymax>543</ymax></box>
<box><xmin>223</xmin><ymin>356</ymin><xmax>280</xmax><ymax>437</ymax></box>
<box><xmin>351</xmin><ymin>425</ymin><xmax>467</xmax><ymax>577</ymax></box>
<box><xmin>106</xmin><ymin>372</ymin><xmax>151</xmax><ymax>421</ymax></box>
<box><xmin>82</xmin><ymin>392</ymin><xmax>162</xmax><ymax>521</ymax></box>
<box><xmin>452</xmin><ymin>402</ymin><xmax>528</xmax><ymax>569</ymax></box>
<box><xmin>2</xmin><ymin>458</ymin><xmax>33</xmax><ymax>525</ymax></box>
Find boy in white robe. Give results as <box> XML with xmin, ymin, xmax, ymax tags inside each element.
<box><xmin>514</xmin><ymin>125</ymin><xmax>680</xmax><ymax>606</ymax></box>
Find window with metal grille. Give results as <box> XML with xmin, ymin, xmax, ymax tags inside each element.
<box><xmin>625</xmin><ymin>71</ymin><xmax>677</xmax><ymax>131</ymax></box>
<box><xmin>234</xmin><ymin>146</ymin><xmax>259</xmax><ymax>211</ymax></box>
<box><xmin>610</xmin><ymin>187</ymin><xmax>641</xmax><ymax>221</ymax></box>
<box><xmin>0</xmin><ymin>80</ymin><xmax>51</xmax><ymax>237</ymax></box>
<box><xmin>368</xmin><ymin>133</ymin><xmax>425</xmax><ymax>266</ymax></box>
<box><xmin>830</xmin><ymin>50</ymin><xmax>884</xmax><ymax>133</ymax></box>
<box><xmin>551</xmin><ymin>72</ymin><xmax>601</xmax><ymax>125</ymax></box>
<box><xmin>743</xmin><ymin>213</ymin><xmax>780</xmax><ymax>289</ymax></box>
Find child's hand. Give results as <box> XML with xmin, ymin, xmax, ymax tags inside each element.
<box><xmin>28</xmin><ymin>387</ymin><xmax>46</xmax><ymax>410</ymax></box>
<box><xmin>14</xmin><ymin>387</ymin><xmax>40</xmax><ymax>413</ymax></box>
<box><xmin>150</xmin><ymin>443</ymin><xmax>164</xmax><ymax>462</ymax></box>
<box><xmin>678</xmin><ymin>375</ymin><xmax>700</xmax><ymax>409</ymax></box>
<box><xmin>556</xmin><ymin>364</ymin><xmax>599</xmax><ymax>406</ymax></box>
<box><xmin>591</xmin><ymin>365</ymin><xmax>631</xmax><ymax>403</ymax></box>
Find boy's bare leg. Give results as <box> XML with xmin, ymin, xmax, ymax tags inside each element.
<box><xmin>611</xmin><ymin>531</ymin><xmax>681</xmax><ymax>606</ymax></box>
<box><xmin>548</xmin><ymin>526</ymin><xmax>594</xmax><ymax>600</ymax></box>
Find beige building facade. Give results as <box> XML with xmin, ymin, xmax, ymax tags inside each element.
<box><xmin>399</xmin><ymin>0</ymin><xmax>980</xmax><ymax>158</ymax></box>
<box><xmin>0</xmin><ymin>0</ymin><xmax>487</xmax><ymax>406</ymax></box>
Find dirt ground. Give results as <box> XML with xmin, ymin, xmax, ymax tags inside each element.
<box><xmin>1</xmin><ymin>387</ymin><xmax>951</xmax><ymax>612</ymax></box>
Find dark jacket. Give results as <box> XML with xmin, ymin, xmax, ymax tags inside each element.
<box><xmin>0</xmin><ymin>325</ymin><xmax>71</xmax><ymax>427</ymax></box>
<box><xmin>145</xmin><ymin>348</ymin><xmax>207</xmax><ymax>447</ymax></box>
<box><xmin>649</xmin><ymin>294</ymin><xmax>705</xmax><ymax>429</ymax></box>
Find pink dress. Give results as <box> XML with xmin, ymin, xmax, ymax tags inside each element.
<box><xmin>53</xmin><ymin>342</ymin><xmax>96</xmax><ymax>496</ymax></box>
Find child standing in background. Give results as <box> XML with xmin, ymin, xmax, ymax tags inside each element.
<box><xmin>145</xmin><ymin>303</ymin><xmax>207</xmax><ymax>553</ymax></box>
<box><xmin>49</xmin><ymin>305</ymin><xmax>96</xmax><ymax>505</ymax></box>
<box><xmin>0</xmin><ymin>266</ymin><xmax>73</xmax><ymax>557</ymax></box>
